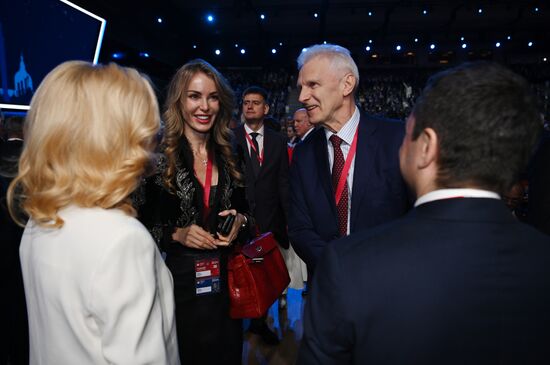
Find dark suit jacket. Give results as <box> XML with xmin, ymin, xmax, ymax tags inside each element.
<box><xmin>527</xmin><ymin>130</ymin><xmax>550</xmax><ymax>235</ymax></box>
<box><xmin>235</xmin><ymin>125</ymin><xmax>290</xmax><ymax>248</ymax></box>
<box><xmin>299</xmin><ymin>198</ymin><xmax>550</xmax><ymax>364</ymax></box>
<box><xmin>288</xmin><ymin>113</ymin><xmax>410</xmax><ymax>273</ymax></box>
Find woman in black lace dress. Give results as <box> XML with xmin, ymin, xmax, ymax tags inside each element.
<box><xmin>136</xmin><ymin>59</ymin><xmax>251</xmax><ymax>364</ymax></box>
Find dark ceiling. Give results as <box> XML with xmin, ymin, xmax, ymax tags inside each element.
<box><xmin>70</xmin><ymin>0</ymin><xmax>550</xmax><ymax>83</ymax></box>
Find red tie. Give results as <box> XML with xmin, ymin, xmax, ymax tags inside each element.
<box><xmin>330</xmin><ymin>135</ymin><xmax>348</xmax><ymax>237</ymax></box>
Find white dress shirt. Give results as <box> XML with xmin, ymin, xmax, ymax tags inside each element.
<box><xmin>20</xmin><ymin>206</ymin><xmax>180</xmax><ymax>365</ymax></box>
<box><xmin>244</xmin><ymin>123</ymin><xmax>265</xmax><ymax>163</ymax></box>
<box><xmin>324</xmin><ymin>106</ymin><xmax>361</xmax><ymax>234</ymax></box>
<box><xmin>415</xmin><ymin>188</ymin><xmax>501</xmax><ymax>207</ymax></box>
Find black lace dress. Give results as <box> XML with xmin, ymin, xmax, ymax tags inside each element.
<box><xmin>135</xmin><ymin>141</ymin><xmax>251</xmax><ymax>365</ymax></box>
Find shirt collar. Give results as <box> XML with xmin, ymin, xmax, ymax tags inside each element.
<box><xmin>244</xmin><ymin>123</ymin><xmax>264</xmax><ymax>136</ymax></box>
<box><xmin>415</xmin><ymin>188</ymin><xmax>501</xmax><ymax>207</ymax></box>
<box><xmin>325</xmin><ymin>106</ymin><xmax>360</xmax><ymax>145</ymax></box>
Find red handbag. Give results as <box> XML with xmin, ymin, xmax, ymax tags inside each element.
<box><xmin>227</xmin><ymin>232</ymin><xmax>290</xmax><ymax>319</ymax></box>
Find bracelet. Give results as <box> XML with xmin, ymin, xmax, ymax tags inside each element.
<box><xmin>240</xmin><ymin>214</ymin><xmax>248</xmax><ymax>230</ymax></box>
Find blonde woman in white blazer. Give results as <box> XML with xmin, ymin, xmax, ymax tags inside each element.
<box><xmin>7</xmin><ymin>61</ymin><xmax>180</xmax><ymax>365</ymax></box>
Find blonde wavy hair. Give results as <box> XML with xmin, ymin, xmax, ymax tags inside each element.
<box><xmin>7</xmin><ymin>61</ymin><xmax>160</xmax><ymax>228</ymax></box>
<box><xmin>163</xmin><ymin>59</ymin><xmax>242</xmax><ymax>191</ymax></box>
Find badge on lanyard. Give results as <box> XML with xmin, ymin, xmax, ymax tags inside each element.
<box><xmin>194</xmin><ymin>256</ymin><xmax>221</xmax><ymax>295</ymax></box>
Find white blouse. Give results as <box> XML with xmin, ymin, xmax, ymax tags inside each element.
<box><xmin>20</xmin><ymin>206</ymin><xmax>180</xmax><ymax>365</ymax></box>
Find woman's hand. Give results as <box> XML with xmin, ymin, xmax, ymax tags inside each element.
<box><xmin>172</xmin><ymin>224</ymin><xmax>217</xmax><ymax>250</ymax></box>
<box><xmin>216</xmin><ymin>209</ymin><xmax>245</xmax><ymax>246</ymax></box>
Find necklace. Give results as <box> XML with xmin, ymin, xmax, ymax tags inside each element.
<box><xmin>192</xmin><ymin>149</ymin><xmax>208</xmax><ymax>166</ymax></box>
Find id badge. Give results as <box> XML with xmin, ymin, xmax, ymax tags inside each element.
<box><xmin>194</xmin><ymin>256</ymin><xmax>220</xmax><ymax>296</ymax></box>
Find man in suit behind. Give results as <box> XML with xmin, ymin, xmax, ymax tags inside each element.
<box><xmin>299</xmin><ymin>61</ymin><xmax>550</xmax><ymax>364</ymax></box>
<box><xmin>289</xmin><ymin>44</ymin><xmax>410</xmax><ymax>276</ymax></box>
<box><xmin>234</xmin><ymin>86</ymin><xmax>289</xmax><ymax>344</ymax></box>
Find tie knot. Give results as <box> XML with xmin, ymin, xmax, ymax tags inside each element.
<box><xmin>330</xmin><ymin>134</ymin><xmax>343</xmax><ymax>148</ymax></box>
<box><xmin>250</xmin><ymin>132</ymin><xmax>259</xmax><ymax>141</ymax></box>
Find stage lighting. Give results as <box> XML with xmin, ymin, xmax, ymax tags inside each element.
<box><xmin>528</xmin><ymin>41</ymin><xmax>534</xmax><ymax>47</ymax></box>
<box><xmin>157</xmin><ymin>17</ymin><xmax>162</xmax><ymax>23</ymax></box>
<box><xmin>112</xmin><ymin>52</ymin><xmax>123</xmax><ymax>59</ymax></box>
<box><xmin>215</xmin><ymin>49</ymin><xmax>221</xmax><ymax>55</ymax></box>
<box><xmin>271</xmin><ymin>48</ymin><xmax>277</xmax><ymax>54</ymax></box>
<box><xmin>193</xmin><ymin>45</ymin><xmax>197</xmax><ymax>49</ymax></box>
<box><xmin>460</xmin><ymin>36</ymin><xmax>465</xmax><ymax>41</ymax></box>
<box><xmin>368</xmin><ymin>11</ymin><xmax>373</xmax><ymax>16</ymax></box>
<box><xmin>365</xmin><ymin>46</ymin><xmax>371</xmax><ymax>51</ymax></box>
<box><xmin>414</xmin><ymin>38</ymin><xmax>419</xmax><ymax>43</ymax></box>
<box><xmin>544</xmin><ymin>57</ymin><xmax>547</xmax><ymax>62</ymax></box>
<box><xmin>234</xmin><ymin>44</ymin><xmax>238</xmax><ymax>48</ymax></box>
<box><xmin>535</xmin><ymin>7</ymin><xmax>539</xmax><ymax>12</ymax></box>
<box><xmin>495</xmin><ymin>42</ymin><xmax>501</xmax><ymax>48</ymax></box>
<box><xmin>369</xmin><ymin>39</ymin><xmax>373</xmax><ymax>44</ymax></box>
<box><xmin>279</xmin><ymin>42</ymin><xmax>283</xmax><ymax>46</ymax></box>
<box><xmin>430</xmin><ymin>43</ymin><xmax>436</xmax><ymax>50</ymax></box>
<box><xmin>461</xmin><ymin>43</ymin><xmax>467</xmax><ymax>49</ymax></box>
<box><xmin>260</xmin><ymin>14</ymin><xmax>265</xmax><ymax>20</ymax></box>
<box><xmin>240</xmin><ymin>49</ymin><xmax>246</xmax><ymax>54</ymax></box>
<box><xmin>139</xmin><ymin>52</ymin><xmax>149</xmax><ymax>58</ymax></box>
<box><xmin>314</xmin><ymin>13</ymin><xmax>318</xmax><ymax>18</ymax></box>
<box><xmin>478</xmin><ymin>8</ymin><xmax>483</xmax><ymax>14</ymax></box>
<box><xmin>396</xmin><ymin>45</ymin><xmax>402</xmax><ymax>51</ymax></box>
<box><xmin>423</xmin><ymin>9</ymin><xmax>427</xmax><ymax>15</ymax></box>
<box><xmin>507</xmin><ymin>35</ymin><xmax>511</xmax><ymax>40</ymax></box>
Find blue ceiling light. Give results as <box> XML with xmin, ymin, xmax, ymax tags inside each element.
<box><xmin>193</xmin><ymin>45</ymin><xmax>197</xmax><ymax>49</ymax></box>
<box><xmin>461</xmin><ymin>43</ymin><xmax>467</xmax><ymax>49</ymax></box>
<box><xmin>368</xmin><ymin>11</ymin><xmax>373</xmax><ymax>16</ymax></box>
<box><xmin>495</xmin><ymin>42</ymin><xmax>501</xmax><ymax>48</ymax></box>
<box><xmin>430</xmin><ymin>43</ymin><xmax>436</xmax><ymax>50</ymax></box>
<box><xmin>157</xmin><ymin>17</ymin><xmax>163</xmax><ymax>23</ymax></box>
<box><xmin>206</xmin><ymin>14</ymin><xmax>214</xmax><ymax>23</ymax></box>
<box><xmin>460</xmin><ymin>36</ymin><xmax>465</xmax><ymax>41</ymax></box>
<box><xmin>314</xmin><ymin>13</ymin><xmax>318</xmax><ymax>18</ymax></box>
<box><xmin>365</xmin><ymin>46</ymin><xmax>371</xmax><ymax>51</ymax></box>
<box><xmin>534</xmin><ymin>7</ymin><xmax>539</xmax><ymax>12</ymax></box>
<box><xmin>234</xmin><ymin>43</ymin><xmax>238</xmax><ymax>48</ymax></box>
<box><xmin>240</xmin><ymin>49</ymin><xmax>246</xmax><ymax>54</ymax></box>
<box><xmin>112</xmin><ymin>52</ymin><xmax>124</xmax><ymax>59</ymax></box>
<box><xmin>478</xmin><ymin>8</ymin><xmax>483</xmax><ymax>14</ymax></box>
<box><xmin>215</xmin><ymin>49</ymin><xmax>221</xmax><ymax>55</ymax></box>
<box><xmin>260</xmin><ymin>14</ymin><xmax>265</xmax><ymax>20</ymax></box>
<box><xmin>396</xmin><ymin>45</ymin><xmax>402</xmax><ymax>51</ymax></box>
<box><xmin>369</xmin><ymin>39</ymin><xmax>373</xmax><ymax>44</ymax></box>
<box><xmin>414</xmin><ymin>38</ymin><xmax>419</xmax><ymax>43</ymax></box>
<box><xmin>271</xmin><ymin>48</ymin><xmax>277</xmax><ymax>54</ymax></box>
<box><xmin>139</xmin><ymin>52</ymin><xmax>149</xmax><ymax>58</ymax></box>
<box><xmin>423</xmin><ymin>9</ymin><xmax>428</xmax><ymax>15</ymax></box>
<box><xmin>507</xmin><ymin>35</ymin><xmax>511</xmax><ymax>40</ymax></box>
<box><xmin>528</xmin><ymin>41</ymin><xmax>534</xmax><ymax>47</ymax></box>
<box><xmin>544</xmin><ymin>57</ymin><xmax>548</xmax><ymax>62</ymax></box>
<box><xmin>279</xmin><ymin>42</ymin><xmax>283</xmax><ymax>46</ymax></box>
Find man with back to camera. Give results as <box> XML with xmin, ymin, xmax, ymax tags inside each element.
<box><xmin>298</xmin><ymin>61</ymin><xmax>550</xmax><ymax>364</ymax></box>
<box><xmin>288</xmin><ymin>44</ymin><xmax>410</xmax><ymax>277</ymax></box>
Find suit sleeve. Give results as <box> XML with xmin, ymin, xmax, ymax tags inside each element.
<box><xmin>90</xmin><ymin>227</ymin><xmax>176</xmax><ymax>365</ymax></box>
<box><xmin>288</xmin><ymin>148</ymin><xmax>331</xmax><ymax>272</ymax></box>
<box><xmin>298</xmin><ymin>243</ymin><xmax>354</xmax><ymax>364</ymax></box>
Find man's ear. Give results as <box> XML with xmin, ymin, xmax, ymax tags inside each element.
<box><xmin>342</xmin><ymin>73</ymin><xmax>356</xmax><ymax>97</ymax></box>
<box><xmin>417</xmin><ymin>128</ymin><xmax>438</xmax><ymax>169</ymax></box>
<box><xmin>263</xmin><ymin>103</ymin><xmax>270</xmax><ymax>116</ymax></box>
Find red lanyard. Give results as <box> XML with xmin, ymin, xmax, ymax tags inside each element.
<box><xmin>334</xmin><ymin>127</ymin><xmax>359</xmax><ymax>206</ymax></box>
<box><xmin>244</xmin><ymin>132</ymin><xmax>264</xmax><ymax>165</ymax></box>
<box><xmin>195</xmin><ymin>150</ymin><xmax>214</xmax><ymax>218</ymax></box>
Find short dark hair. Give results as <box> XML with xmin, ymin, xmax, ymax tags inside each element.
<box><xmin>412</xmin><ymin>61</ymin><xmax>542</xmax><ymax>194</ymax></box>
<box><xmin>242</xmin><ymin>86</ymin><xmax>268</xmax><ymax>102</ymax></box>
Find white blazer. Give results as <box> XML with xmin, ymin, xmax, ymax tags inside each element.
<box><xmin>20</xmin><ymin>206</ymin><xmax>180</xmax><ymax>365</ymax></box>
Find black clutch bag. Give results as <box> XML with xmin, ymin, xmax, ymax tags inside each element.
<box><xmin>217</xmin><ymin>214</ymin><xmax>236</xmax><ymax>236</ymax></box>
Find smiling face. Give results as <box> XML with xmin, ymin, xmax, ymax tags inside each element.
<box><xmin>297</xmin><ymin>56</ymin><xmax>346</xmax><ymax>127</ymax></box>
<box><xmin>181</xmin><ymin>72</ymin><xmax>219</xmax><ymax>135</ymax></box>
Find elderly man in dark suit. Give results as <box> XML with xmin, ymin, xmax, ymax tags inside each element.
<box><xmin>234</xmin><ymin>86</ymin><xmax>289</xmax><ymax>344</ymax></box>
<box><xmin>289</xmin><ymin>44</ymin><xmax>410</xmax><ymax>276</ymax></box>
<box><xmin>299</xmin><ymin>61</ymin><xmax>550</xmax><ymax>364</ymax></box>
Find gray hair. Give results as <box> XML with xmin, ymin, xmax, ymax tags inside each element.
<box><xmin>297</xmin><ymin>44</ymin><xmax>360</xmax><ymax>93</ymax></box>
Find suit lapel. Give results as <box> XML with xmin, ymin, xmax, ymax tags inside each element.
<box><xmin>313</xmin><ymin>130</ymin><xmax>336</xmax><ymax>214</ymax></box>
<box><xmin>350</xmin><ymin>114</ymin><xmax>378</xmax><ymax>231</ymax></box>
